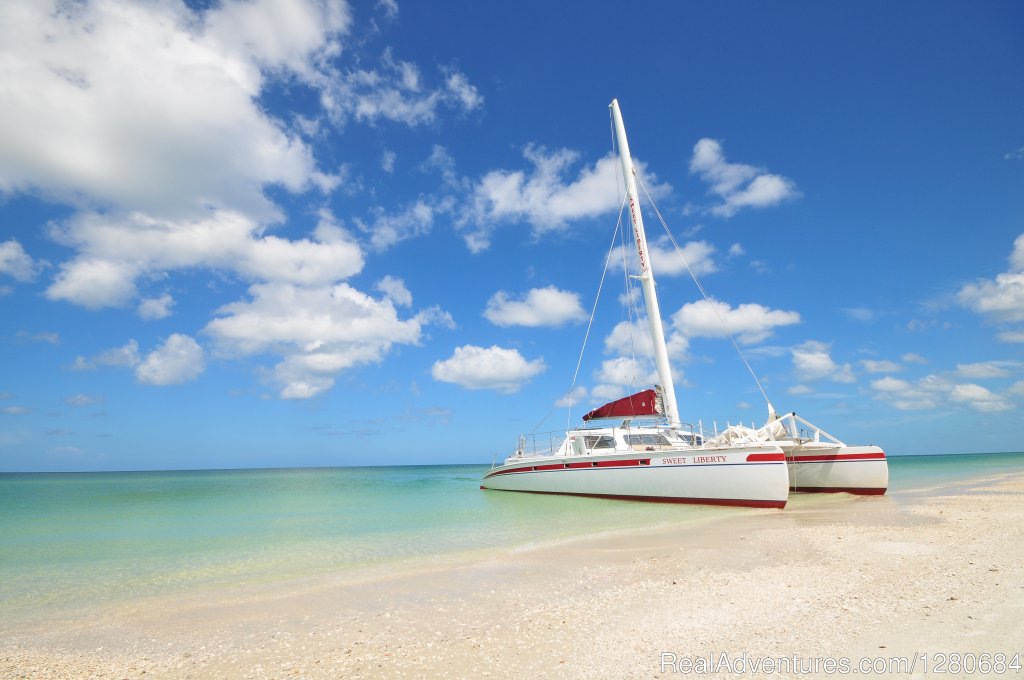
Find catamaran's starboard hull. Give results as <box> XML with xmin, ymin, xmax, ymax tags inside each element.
<box><xmin>787</xmin><ymin>445</ymin><xmax>888</xmax><ymax>495</ymax></box>
<box><xmin>481</xmin><ymin>447</ymin><xmax>790</xmax><ymax>508</ymax></box>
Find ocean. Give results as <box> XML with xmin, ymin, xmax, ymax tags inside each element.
<box><xmin>2</xmin><ymin>452</ymin><xmax>1023</xmax><ymax>627</ymax></box>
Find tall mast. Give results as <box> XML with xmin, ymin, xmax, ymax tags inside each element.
<box><xmin>609</xmin><ymin>99</ymin><xmax>681</xmax><ymax>426</ymax></box>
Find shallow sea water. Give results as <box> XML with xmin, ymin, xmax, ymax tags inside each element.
<box><xmin>1</xmin><ymin>452</ymin><xmax>1021</xmax><ymax>625</ymax></box>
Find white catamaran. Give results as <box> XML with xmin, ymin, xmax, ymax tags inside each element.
<box><xmin>481</xmin><ymin>99</ymin><xmax>792</xmax><ymax>508</ymax></box>
<box><xmin>481</xmin><ymin>99</ymin><xmax>888</xmax><ymax>506</ymax></box>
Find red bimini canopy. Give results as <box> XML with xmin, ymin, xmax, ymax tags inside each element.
<box><xmin>582</xmin><ymin>387</ymin><xmax>664</xmax><ymax>422</ymax></box>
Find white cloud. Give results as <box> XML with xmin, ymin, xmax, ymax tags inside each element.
<box><xmin>0</xmin><ymin>239</ymin><xmax>40</xmax><ymax>281</ymax></box>
<box><xmin>595</xmin><ymin>356</ymin><xmax>656</xmax><ymax>386</ymax></box>
<box><xmin>15</xmin><ymin>331</ymin><xmax>59</xmax><ymax>345</ymax></box>
<box><xmin>604</xmin><ymin>320</ymin><xmax>654</xmax><ymax>358</ymax></box>
<box><xmin>445</xmin><ymin>71</ymin><xmax>483</xmax><ymax>112</ymax></box>
<box><xmin>872</xmin><ymin>376</ymin><xmax>911</xmax><ymax>393</ymax></box>
<box><xmin>728</xmin><ymin>243</ymin><xmax>745</xmax><ymax>257</ymax></box>
<box><xmin>792</xmin><ymin>340</ymin><xmax>855</xmax><ymax>383</ymax></box>
<box><xmin>610</xmin><ymin>238</ymin><xmax>717</xmax><ymax>278</ymax></box>
<box><xmin>66</xmin><ymin>393</ymin><xmax>103</xmax><ymax>407</ymax></box>
<box><xmin>47</xmin><ymin>258</ymin><xmax>139</xmax><ymax>309</ymax></box>
<box><xmin>138</xmin><ymin>294</ymin><xmax>175</xmax><ymax>320</ymax></box>
<box><xmin>787</xmin><ymin>384</ymin><xmax>813</xmax><ymax>396</ymax></box>
<box><xmin>431</xmin><ymin>345</ymin><xmax>545</xmax><ymax>393</ymax></box>
<box><xmin>672</xmin><ymin>298</ymin><xmax>800</xmax><ymax>344</ymax></box>
<box><xmin>1005</xmin><ymin>145</ymin><xmax>1024</xmax><ymax>161</ymax></box>
<box><xmin>377</xmin><ymin>0</ymin><xmax>399</xmax><ymax>19</ymax></box>
<box><xmin>689</xmin><ymin>139</ymin><xmax>800</xmax><ymax>217</ymax></box>
<box><xmin>206</xmin><ymin>282</ymin><xmax>448</xmax><ymax>399</ymax></box>
<box><xmin>381</xmin><ymin>149</ymin><xmax>396</xmax><ymax>173</ymax></box>
<box><xmin>958</xmin><ymin>233</ymin><xmax>1024</xmax><ymax>325</ymax></box>
<box><xmin>844</xmin><ymin>307</ymin><xmax>878</xmax><ymax>323</ymax></box>
<box><xmin>45</xmin><ymin>209</ymin><xmax>364</xmax><ymax>309</ymax></box>
<box><xmin>459</xmin><ymin>147</ymin><xmax>670</xmax><ymax>252</ymax></box>
<box><xmin>375</xmin><ymin>275</ymin><xmax>413</xmax><ymax>307</ymax></box>
<box><xmin>135</xmin><ymin>334</ymin><xmax>205</xmax><ymax>386</ymax></box>
<box><xmin>100</xmin><ymin>340</ymin><xmax>142</xmax><ymax>368</ymax></box>
<box><xmin>0</xmin><ymin>0</ymin><xmax>340</xmax><ymax>220</ymax></box>
<box><xmin>484</xmin><ymin>286</ymin><xmax>586</xmax><ymax>328</ymax></box>
<box><xmin>871</xmin><ymin>373</ymin><xmax>1015</xmax><ymax>412</ymax></box>
<box><xmin>948</xmin><ymin>383</ymin><xmax>1012</xmax><ymax>412</ymax></box>
<box><xmin>555</xmin><ymin>385</ymin><xmax>588</xmax><ymax>409</ymax></box>
<box><xmin>71</xmin><ymin>335</ymin><xmax>201</xmax><ymax>385</ymax></box>
<box><xmin>956</xmin><ymin>360</ymin><xmax>1019</xmax><ymax>379</ymax></box>
<box><xmin>998</xmin><ymin>330</ymin><xmax>1024</xmax><ymax>343</ymax></box>
<box><xmin>321</xmin><ymin>50</ymin><xmax>481</xmax><ymax>127</ymax></box>
<box><xmin>902</xmin><ymin>352</ymin><xmax>928</xmax><ymax>364</ymax></box>
<box><xmin>356</xmin><ymin>198</ymin><xmax>452</xmax><ymax>252</ymax></box>
<box><xmin>860</xmin><ymin>359</ymin><xmax>903</xmax><ymax>374</ymax></box>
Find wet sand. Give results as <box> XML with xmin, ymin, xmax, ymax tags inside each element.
<box><xmin>3</xmin><ymin>473</ymin><xmax>1023</xmax><ymax>678</ymax></box>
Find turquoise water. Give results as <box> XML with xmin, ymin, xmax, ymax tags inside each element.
<box><xmin>1</xmin><ymin>452</ymin><xmax>1023</xmax><ymax>625</ymax></box>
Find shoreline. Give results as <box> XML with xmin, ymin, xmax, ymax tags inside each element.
<box><xmin>4</xmin><ymin>471</ymin><xmax>1024</xmax><ymax>678</ymax></box>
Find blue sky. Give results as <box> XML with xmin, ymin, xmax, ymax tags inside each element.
<box><xmin>1</xmin><ymin>0</ymin><xmax>1023</xmax><ymax>472</ymax></box>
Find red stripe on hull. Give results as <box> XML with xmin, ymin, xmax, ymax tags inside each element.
<box><xmin>746</xmin><ymin>452</ymin><xmax>786</xmax><ymax>462</ymax></box>
<box><xmin>480</xmin><ymin>487</ymin><xmax>786</xmax><ymax>509</ymax></box>
<box><xmin>791</xmin><ymin>486</ymin><xmax>887</xmax><ymax>495</ymax></box>
<box><xmin>789</xmin><ymin>452</ymin><xmax>886</xmax><ymax>462</ymax></box>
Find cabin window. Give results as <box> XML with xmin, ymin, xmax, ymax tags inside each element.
<box><xmin>584</xmin><ymin>435</ymin><xmax>615</xmax><ymax>449</ymax></box>
<box><xmin>624</xmin><ymin>434</ymin><xmax>671</xmax><ymax>447</ymax></box>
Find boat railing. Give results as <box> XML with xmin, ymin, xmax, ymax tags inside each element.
<box><xmin>512</xmin><ymin>431</ymin><xmax>567</xmax><ymax>459</ymax></box>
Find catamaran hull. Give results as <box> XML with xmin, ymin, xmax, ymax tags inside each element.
<box><xmin>482</xmin><ymin>447</ymin><xmax>790</xmax><ymax>508</ymax></box>
<box><xmin>787</xmin><ymin>445</ymin><xmax>888</xmax><ymax>495</ymax></box>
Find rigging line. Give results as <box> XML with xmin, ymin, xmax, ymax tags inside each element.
<box><xmin>619</xmin><ymin>220</ymin><xmax>656</xmax><ymax>390</ymax></box>
<box><xmin>564</xmin><ymin>193</ymin><xmax>628</xmax><ymax>432</ymax></box>
<box><xmin>635</xmin><ymin>175</ymin><xmax>774</xmax><ymax>410</ymax></box>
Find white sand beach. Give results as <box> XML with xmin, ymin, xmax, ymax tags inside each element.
<box><xmin>4</xmin><ymin>474</ymin><xmax>1023</xmax><ymax>679</ymax></box>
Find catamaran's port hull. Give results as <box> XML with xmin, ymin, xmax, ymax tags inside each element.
<box><xmin>481</xmin><ymin>447</ymin><xmax>790</xmax><ymax>509</ymax></box>
<box><xmin>787</xmin><ymin>446</ymin><xmax>888</xmax><ymax>495</ymax></box>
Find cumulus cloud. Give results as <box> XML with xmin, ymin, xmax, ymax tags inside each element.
<box><xmin>0</xmin><ymin>0</ymin><xmax>341</xmax><ymax>219</ymax></box>
<box><xmin>356</xmin><ymin>197</ymin><xmax>453</xmax><ymax>252</ymax></box>
<box><xmin>958</xmin><ymin>233</ymin><xmax>1024</xmax><ymax>329</ymax></box>
<box><xmin>0</xmin><ymin>239</ymin><xmax>41</xmax><ymax>281</ymax></box>
<box><xmin>206</xmin><ymin>282</ymin><xmax>449</xmax><ymax>399</ymax></box>
<box><xmin>138</xmin><ymin>294</ymin><xmax>175</xmax><ymax>320</ymax></box>
<box><xmin>672</xmin><ymin>298</ymin><xmax>800</xmax><ymax>345</ymax></box>
<box><xmin>610</xmin><ymin>238</ymin><xmax>717</xmax><ymax>278</ymax></box>
<box><xmin>860</xmin><ymin>359</ymin><xmax>903</xmax><ymax>374</ymax></box>
<box><xmin>483</xmin><ymin>286</ymin><xmax>586</xmax><ymax>328</ymax></box>
<box><xmin>871</xmin><ymin>373</ymin><xmax>1014</xmax><ymax>412</ymax></box>
<box><xmin>792</xmin><ymin>340</ymin><xmax>855</xmax><ymax>383</ymax></box>
<box><xmin>375</xmin><ymin>275</ymin><xmax>413</xmax><ymax>307</ymax></box>
<box><xmin>45</xmin><ymin>210</ymin><xmax>365</xmax><ymax>309</ymax></box>
<box><xmin>320</xmin><ymin>49</ymin><xmax>481</xmax><ymax>127</ymax></box>
<box><xmin>604</xmin><ymin>320</ymin><xmax>655</xmax><ymax>358</ymax></box>
<box><xmin>956</xmin><ymin>360</ymin><xmax>1019</xmax><ymax>379</ymax></box>
<box><xmin>459</xmin><ymin>147</ymin><xmax>670</xmax><ymax>253</ymax></box>
<box><xmin>689</xmin><ymin>139</ymin><xmax>800</xmax><ymax>217</ymax></box>
<box><xmin>431</xmin><ymin>345</ymin><xmax>545</xmax><ymax>393</ymax></box>
<box><xmin>136</xmin><ymin>334</ymin><xmax>205</xmax><ymax>386</ymax></box>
